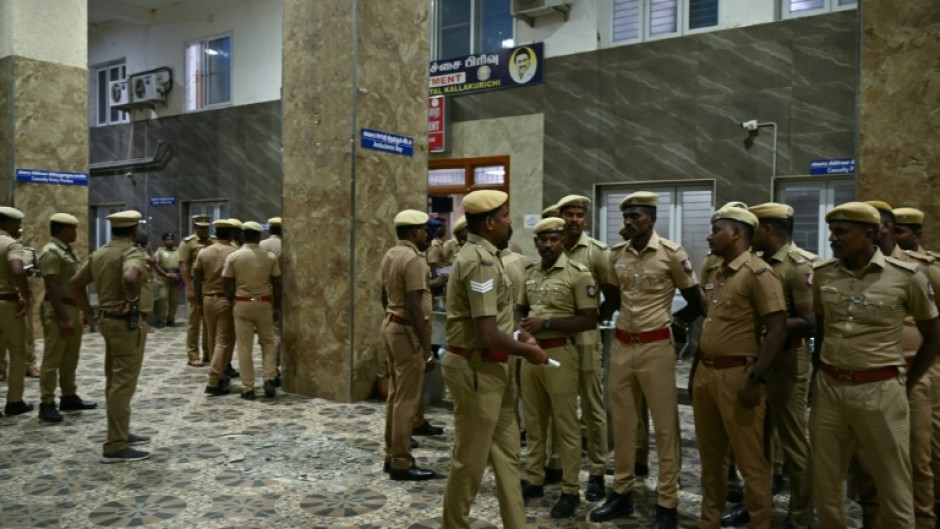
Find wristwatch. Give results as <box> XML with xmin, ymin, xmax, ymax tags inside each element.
<box><xmin>542</xmin><ymin>319</ymin><xmax>553</xmax><ymax>330</ymax></box>
<box><xmin>747</xmin><ymin>369</ymin><xmax>767</xmax><ymax>385</ymax></box>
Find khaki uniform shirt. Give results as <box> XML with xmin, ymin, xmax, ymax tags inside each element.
<box><xmin>443</xmin><ymin>238</ymin><xmax>461</xmax><ymax>265</ymax></box>
<box><xmin>764</xmin><ymin>244</ymin><xmax>815</xmax><ymax>321</ymax></box>
<box><xmin>446</xmin><ymin>234</ymin><xmax>514</xmax><ymax>348</ymax></box>
<box><xmin>813</xmin><ymin>247</ymin><xmax>938</xmax><ymax>370</ymax></box>
<box><xmin>892</xmin><ymin>246</ymin><xmax>940</xmax><ymax>360</ymax></box>
<box><xmin>178</xmin><ymin>234</ymin><xmax>215</xmax><ymax>270</ymax></box>
<box><xmin>259</xmin><ymin>235</ymin><xmax>281</xmax><ymax>259</ymax></box>
<box><xmin>155</xmin><ymin>246</ymin><xmax>180</xmax><ymax>272</ymax></box>
<box><xmin>381</xmin><ymin>240</ymin><xmax>431</xmax><ymax>321</ymax></box>
<box><xmin>564</xmin><ymin>233</ymin><xmax>610</xmax><ymax>346</ymax></box>
<box><xmin>193</xmin><ymin>243</ymin><xmax>238</xmax><ymax>295</ymax></box>
<box><xmin>520</xmin><ymin>252</ymin><xmax>598</xmax><ymax>339</ymax></box>
<box><xmin>608</xmin><ymin>232</ymin><xmax>697</xmax><ymax>333</ymax></box>
<box><xmin>73</xmin><ymin>239</ymin><xmax>147</xmax><ymax>310</ymax></box>
<box><xmin>700</xmin><ymin>251</ymin><xmax>786</xmax><ymax>357</ymax></box>
<box><xmin>222</xmin><ymin>243</ymin><xmax>281</xmax><ymax>297</ymax></box>
<box><xmin>38</xmin><ymin>237</ymin><xmax>80</xmax><ymax>300</ymax></box>
<box><xmin>501</xmin><ymin>249</ymin><xmax>533</xmax><ymax>305</ymax></box>
<box><xmin>0</xmin><ymin>229</ymin><xmax>28</xmax><ymax>294</ymax></box>
<box><xmin>427</xmin><ymin>239</ymin><xmax>446</xmax><ymax>268</ymax></box>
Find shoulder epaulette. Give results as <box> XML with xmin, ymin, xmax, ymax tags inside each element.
<box><xmin>473</xmin><ymin>245</ymin><xmax>494</xmax><ymax>266</ymax></box>
<box><xmin>905</xmin><ymin>249</ymin><xmax>937</xmax><ymax>265</ymax></box>
<box><xmin>571</xmin><ymin>261</ymin><xmax>590</xmax><ymax>273</ymax></box>
<box><xmin>813</xmin><ymin>258</ymin><xmax>838</xmax><ymax>269</ymax></box>
<box><xmin>744</xmin><ymin>258</ymin><xmax>770</xmax><ymax>275</ymax></box>
<box><xmin>660</xmin><ymin>238</ymin><xmax>682</xmax><ymax>252</ymax></box>
<box><xmin>795</xmin><ymin>247</ymin><xmax>818</xmax><ymax>262</ymax></box>
<box><xmin>786</xmin><ymin>250</ymin><xmax>810</xmax><ymax>265</ymax></box>
<box><xmin>611</xmin><ymin>241</ymin><xmax>628</xmax><ymax>250</ymax></box>
<box><xmin>589</xmin><ymin>238</ymin><xmax>609</xmax><ymax>250</ymax></box>
<box><xmin>183</xmin><ymin>234</ymin><xmax>197</xmax><ymax>242</ymax></box>
<box><xmin>885</xmin><ymin>256</ymin><xmax>920</xmax><ymax>273</ymax></box>
<box><xmin>209</xmin><ymin>235</ymin><xmax>218</xmax><ymax>241</ymax></box>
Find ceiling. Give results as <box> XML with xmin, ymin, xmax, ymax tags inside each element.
<box><xmin>88</xmin><ymin>0</ymin><xmax>184</xmax><ymax>24</ymax></box>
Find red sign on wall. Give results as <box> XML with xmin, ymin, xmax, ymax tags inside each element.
<box><xmin>428</xmin><ymin>95</ymin><xmax>446</xmax><ymax>153</ymax></box>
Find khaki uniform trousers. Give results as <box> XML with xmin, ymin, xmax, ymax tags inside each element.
<box><xmin>521</xmin><ymin>343</ymin><xmax>580</xmax><ymax>494</ymax></box>
<box><xmin>185</xmin><ymin>301</ymin><xmax>208</xmax><ymax>361</ymax></box>
<box><xmin>441</xmin><ymin>352</ymin><xmax>525</xmax><ymax>529</ymax></box>
<box><xmin>204</xmin><ymin>296</ymin><xmax>235</xmax><ymax>387</ymax></box>
<box><xmin>810</xmin><ymin>372</ymin><xmax>913</xmax><ymax>529</ymax></box>
<box><xmin>158</xmin><ymin>277</ymin><xmax>180</xmax><ymax>323</ymax></box>
<box><xmin>610</xmin><ymin>338</ymin><xmax>681</xmax><ymax>508</ymax></box>
<box><xmin>39</xmin><ymin>303</ymin><xmax>83</xmax><ymax>404</ymax></box>
<box><xmin>233</xmin><ymin>301</ymin><xmax>277</xmax><ymax>394</ymax></box>
<box><xmin>99</xmin><ymin>318</ymin><xmax>147</xmax><ymax>453</ymax></box>
<box><xmin>693</xmin><ymin>363</ymin><xmax>771</xmax><ymax>529</ymax></box>
<box><xmin>381</xmin><ymin>320</ymin><xmax>424</xmax><ymax>469</ymax></box>
<box><xmin>930</xmin><ymin>360</ymin><xmax>940</xmax><ymax>516</ymax></box>
<box><xmin>0</xmin><ymin>300</ymin><xmax>28</xmax><ymax>403</ymax></box>
<box><xmin>764</xmin><ymin>344</ymin><xmax>813</xmax><ymax>528</ymax></box>
<box><xmin>579</xmin><ymin>338</ymin><xmax>609</xmax><ymax>475</ymax></box>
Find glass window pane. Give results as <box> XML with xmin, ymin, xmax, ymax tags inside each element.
<box><xmin>206</xmin><ymin>36</ymin><xmax>231</xmax><ymax>105</ymax></box>
<box><xmin>97</xmin><ymin>70</ymin><xmax>108</xmax><ymax>125</ymax></box>
<box><xmin>439</xmin><ymin>26</ymin><xmax>471</xmax><ymax>58</ymax></box>
<box><xmin>477</xmin><ymin>0</ymin><xmax>512</xmax><ymax>54</ymax></box>
<box><xmin>689</xmin><ymin>0</ymin><xmax>718</xmax><ymax>29</ymax></box>
<box><xmin>429</xmin><ymin>168</ymin><xmax>466</xmax><ymax>187</ymax></box>
<box><xmin>837</xmin><ymin>0</ymin><xmax>857</xmax><ymax>5</ymax></box>
<box><xmin>789</xmin><ymin>0</ymin><xmax>824</xmax><ymax>13</ymax></box>
<box><xmin>833</xmin><ymin>182</ymin><xmax>854</xmax><ymax>205</ymax></box>
<box><xmin>779</xmin><ymin>184</ymin><xmax>822</xmax><ymax>255</ymax></box>
<box><xmin>678</xmin><ymin>189</ymin><xmax>713</xmax><ymax>271</ymax></box>
<box><xmin>473</xmin><ymin>165</ymin><xmax>505</xmax><ymax>186</ymax></box>
<box><xmin>441</xmin><ymin>0</ymin><xmax>471</xmax><ymax>26</ymax></box>
<box><xmin>612</xmin><ymin>0</ymin><xmax>641</xmax><ymax>42</ymax></box>
<box><xmin>186</xmin><ymin>42</ymin><xmax>201</xmax><ymax>111</ymax></box>
<box><xmin>650</xmin><ymin>0</ymin><xmax>678</xmax><ymax>36</ymax></box>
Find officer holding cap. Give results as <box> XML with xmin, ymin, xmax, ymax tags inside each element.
<box><xmin>71</xmin><ymin>210</ymin><xmax>151</xmax><ymax>463</ymax></box>
<box><xmin>179</xmin><ymin>214</ymin><xmax>215</xmax><ymax>366</ymax></box>
<box><xmin>693</xmin><ymin>206</ymin><xmax>788</xmax><ymax>529</ymax></box>
<box><xmin>37</xmin><ymin>213</ymin><xmax>96</xmax><ymax>422</ymax></box>
<box><xmin>380</xmin><ymin>209</ymin><xmax>436</xmax><ymax>481</ymax></box>
<box><xmin>222</xmin><ymin>221</ymin><xmax>281</xmax><ymax>400</ymax></box>
<box><xmin>516</xmin><ymin>216</ymin><xmax>599</xmax><ymax>518</ymax></box>
<box><xmin>0</xmin><ymin>206</ymin><xmax>33</xmax><ymax>416</ymax></box>
<box><xmin>441</xmin><ymin>190</ymin><xmax>548</xmax><ymax>529</ymax></box>
<box><xmin>195</xmin><ymin>219</ymin><xmax>239</xmax><ymax>395</ymax></box>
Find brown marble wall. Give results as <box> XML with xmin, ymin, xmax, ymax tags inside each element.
<box><xmin>858</xmin><ymin>1</ymin><xmax>940</xmax><ymax>247</ymax></box>
<box><xmin>282</xmin><ymin>0</ymin><xmax>430</xmax><ymax>401</ymax></box>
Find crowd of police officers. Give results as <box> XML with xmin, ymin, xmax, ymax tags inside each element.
<box><xmin>383</xmin><ymin>189</ymin><xmax>940</xmax><ymax>529</ymax></box>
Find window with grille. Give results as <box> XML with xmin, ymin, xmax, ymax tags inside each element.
<box><xmin>612</xmin><ymin>0</ymin><xmax>718</xmax><ymax>44</ymax></box>
<box><xmin>782</xmin><ymin>0</ymin><xmax>856</xmax><ymax>19</ymax></box>
<box><xmin>434</xmin><ymin>0</ymin><xmax>514</xmax><ymax>60</ymax></box>
<box><xmin>185</xmin><ymin>34</ymin><xmax>232</xmax><ymax>111</ymax></box>
<box><xmin>775</xmin><ymin>178</ymin><xmax>854</xmax><ymax>259</ymax></box>
<box><xmin>93</xmin><ymin>62</ymin><xmax>129</xmax><ymax>127</ymax></box>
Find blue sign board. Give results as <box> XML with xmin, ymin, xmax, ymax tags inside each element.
<box><xmin>360</xmin><ymin>129</ymin><xmax>414</xmax><ymax>157</ymax></box>
<box><xmin>149</xmin><ymin>197</ymin><xmax>176</xmax><ymax>206</ymax></box>
<box><xmin>429</xmin><ymin>42</ymin><xmax>545</xmax><ymax>96</ymax></box>
<box><xmin>15</xmin><ymin>168</ymin><xmax>88</xmax><ymax>186</ymax></box>
<box><xmin>810</xmin><ymin>158</ymin><xmax>855</xmax><ymax>175</ymax></box>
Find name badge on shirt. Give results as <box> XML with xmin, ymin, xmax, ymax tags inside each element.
<box><xmin>704</xmin><ymin>283</ymin><xmax>714</xmax><ymax>290</ymax></box>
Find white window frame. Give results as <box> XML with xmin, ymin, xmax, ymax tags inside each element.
<box><xmin>185</xmin><ymin>200</ymin><xmax>230</xmax><ymax>233</ymax></box>
<box><xmin>781</xmin><ymin>0</ymin><xmax>856</xmax><ymax>20</ymax></box>
<box><xmin>92</xmin><ymin>61</ymin><xmax>130</xmax><ymax>127</ymax></box>
<box><xmin>603</xmin><ymin>0</ymin><xmax>720</xmax><ymax>47</ymax></box>
<box><xmin>185</xmin><ymin>32</ymin><xmax>233</xmax><ymax>112</ymax></box>
<box><xmin>773</xmin><ymin>176</ymin><xmax>855</xmax><ymax>259</ymax></box>
<box><xmin>430</xmin><ymin>0</ymin><xmax>515</xmax><ymax>60</ymax></box>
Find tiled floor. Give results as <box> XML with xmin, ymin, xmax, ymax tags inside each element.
<box><xmin>0</xmin><ymin>326</ymin><xmax>863</xmax><ymax>528</ymax></box>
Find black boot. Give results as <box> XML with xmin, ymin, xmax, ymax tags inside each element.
<box><xmin>544</xmin><ymin>466</ymin><xmax>563</xmax><ymax>484</ymax></box>
<box><xmin>585</xmin><ymin>474</ymin><xmax>606</xmax><ymax>502</ymax></box>
<box><xmin>720</xmin><ymin>505</ymin><xmax>749</xmax><ymax>527</ymax></box>
<box><xmin>650</xmin><ymin>504</ymin><xmax>678</xmax><ymax>529</ymax></box>
<box><xmin>550</xmin><ymin>493</ymin><xmax>580</xmax><ymax>518</ymax></box>
<box><xmin>60</xmin><ymin>394</ymin><xmax>97</xmax><ymax>410</ymax></box>
<box><xmin>589</xmin><ymin>491</ymin><xmax>634</xmax><ymax>522</ymax></box>
<box><xmin>521</xmin><ymin>480</ymin><xmax>544</xmax><ymax>501</ymax></box>
<box><xmin>38</xmin><ymin>403</ymin><xmax>63</xmax><ymax>423</ymax></box>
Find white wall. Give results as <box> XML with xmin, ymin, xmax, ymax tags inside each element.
<box><xmin>88</xmin><ymin>0</ymin><xmax>283</xmax><ymax>119</ymax></box>
<box><xmin>1</xmin><ymin>0</ymin><xmax>87</xmax><ymax>67</ymax></box>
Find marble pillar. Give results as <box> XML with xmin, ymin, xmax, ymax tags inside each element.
<box><xmin>282</xmin><ymin>0</ymin><xmax>430</xmax><ymax>401</ymax></box>
<box><xmin>0</xmin><ymin>0</ymin><xmax>89</xmax><ymax>339</ymax></box>
<box><xmin>858</xmin><ymin>1</ymin><xmax>940</xmax><ymax>245</ymax></box>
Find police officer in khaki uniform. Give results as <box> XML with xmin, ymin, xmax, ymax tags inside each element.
<box><xmin>811</xmin><ymin>202</ymin><xmax>940</xmax><ymax>528</ymax></box>
<box><xmin>222</xmin><ymin>221</ymin><xmax>281</xmax><ymax>400</ymax></box>
<box><xmin>179</xmin><ymin>214</ymin><xmax>215</xmax><ymax>366</ymax></box>
<box><xmin>593</xmin><ymin>192</ymin><xmax>703</xmax><ymax>528</ymax></box>
<box><xmin>153</xmin><ymin>233</ymin><xmax>180</xmax><ymax>328</ymax></box>
<box><xmin>380</xmin><ymin>209</ymin><xmax>436</xmax><ymax>481</ymax></box>
<box><xmin>555</xmin><ymin>194</ymin><xmax>613</xmax><ymax>501</ymax></box>
<box><xmin>195</xmin><ymin>219</ymin><xmax>239</xmax><ymax>395</ymax></box>
<box><xmin>442</xmin><ymin>190</ymin><xmax>548</xmax><ymax>529</ymax></box>
<box><xmin>0</xmin><ymin>206</ymin><xmax>34</xmax><ymax>416</ymax></box>
<box><xmin>37</xmin><ymin>213</ymin><xmax>96</xmax><ymax>423</ymax></box>
<box><xmin>442</xmin><ymin>215</ymin><xmax>467</xmax><ymax>266</ymax></box>
<box><xmin>693</xmin><ymin>206</ymin><xmax>788</xmax><ymax>529</ymax></box>
<box><xmin>71</xmin><ymin>210</ymin><xmax>152</xmax><ymax>463</ymax></box>
<box><xmin>260</xmin><ymin>217</ymin><xmax>283</xmax><ymax>383</ymax></box>
<box><xmin>516</xmin><ymin>217</ymin><xmax>599</xmax><ymax>518</ymax></box>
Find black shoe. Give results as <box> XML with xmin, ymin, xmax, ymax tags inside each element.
<box><xmin>551</xmin><ymin>493</ymin><xmax>580</xmax><ymax>518</ymax></box>
<box><xmin>522</xmin><ymin>480</ymin><xmax>544</xmax><ymax>500</ymax></box>
<box><xmin>101</xmin><ymin>447</ymin><xmax>150</xmax><ymax>463</ymax></box>
<box><xmin>127</xmin><ymin>433</ymin><xmax>151</xmax><ymax>446</ymax></box>
<box><xmin>4</xmin><ymin>401</ymin><xmax>34</xmax><ymax>416</ymax></box>
<box><xmin>205</xmin><ymin>385</ymin><xmax>231</xmax><ymax>396</ymax></box>
<box><xmin>383</xmin><ymin>461</ymin><xmax>390</xmax><ymax>473</ymax></box>
<box><xmin>635</xmin><ymin>463</ymin><xmax>650</xmax><ymax>477</ymax></box>
<box><xmin>60</xmin><ymin>394</ymin><xmax>98</xmax><ymax>410</ymax></box>
<box><xmin>156</xmin><ymin>321</ymin><xmax>165</xmax><ymax>329</ymax></box>
<box><xmin>412</xmin><ymin>420</ymin><xmax>444</xmax><ymax>436</ymax></box>
<box><xmin>720</xmin><ymin>505</ymin><xmax>749</xmax><ymax>527</ymax></box>
<box><xmin>726</xmin><ymin>485</ymin><xmax>744</xmax><ymax>504</ymax></box>
<box><xmin>606</xmin><ymin>462</ymin><xmax>615</xmax><ymax>475</ymax></box>
<box><xmin>585</xmin><ymin>474</ymin><xmax>606</xmax><ymax>502</ymax></box>
<box><xmin>410</xmin><ymin>437</ymin><xmax>419</xmax><ymax>449</ymax></box>
<box><xmin>727</xmin><ymin>463</ymin><xmax>740</xmax><ymax>482</ymax></box>
<box><xmin>589</xmin><ymin>491</ymin><xmax>634</xmax><ymax>522</ymax></box>
<box><xmin>202</xmin><ymin>356</ymin><xmax>211</xmax><ymax>364</ymax></box>
<box><xmin>165</xmin><ymin>320</ymin><xmax>175</xmax><ymax>327</ymax></box>
<box><xmin>226</xmin><ymin>363</ymin><xmax>240</xmax><ymax>379</ymax></box>
<box><xmin>389</xmin><ymin>466</ymin><xmax>436</xmax><ymax>481</ymax></box>
<box><xmin>651</xmin><ymin>504</ymin><xmax>679</xmax><ymax>529</ymax></box>
<box><xmin>263</xmin><ymin>380</ymin><xmax>277</xmax><ymax>398</ymax></box>
<box><xmin>771</xmin><ymin>473</ymin><xmax>785</xmax><ymax>495</ymax></box>
<box><xmin>544</xmin><ymin>467</ymin><xmax>563</xmax><ymax>484</ymax></box>
<box><xmin>241</xmin><ymin>391</ymin><xmax>256</xmax><ymax>401</ymax></box>
<box><xmin>272</xmin><ymin>372</ymin><xmax>281</xmax><ymax>387</ymax></box>
<box><xmin>38</xmin><ymin>403</ymin><xmax>63</xmax><ymax>423</ymax></box>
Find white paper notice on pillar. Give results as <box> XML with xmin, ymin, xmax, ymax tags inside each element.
<box><xmin>360</xmin><ymin>128</ymin><xmax>414</xmax><ymax>157</ymax></box>
<box><xmin>523</xmin><ymin>214</ymin><xmax>540</xmax><ymax>229</ymax></box>
<box><xmin>15</xmin><ymin>169</ymin><xmax>89</xmax><ymax>186</ymax></box>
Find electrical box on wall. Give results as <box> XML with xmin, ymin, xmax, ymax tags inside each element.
<box><xmin>113</xmin><ymin>67</ymin><xmax>173</xmax><ymax>111</ymax></box>
<box><xmin>109</xmin><ymin>79</ymin><xmax>129</xmax><ymax>106</ymax></box>
<box><xmin>512</xmin><ymin>0</ymin><xmax>572</xmax><ymax>27</ymax></box>
<box><xmin>131</xmin><ymin>71</ymin><xmax>171</xmax><ymax>104</ymax></box>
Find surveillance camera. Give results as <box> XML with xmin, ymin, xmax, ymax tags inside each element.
<box><xmin>741</xmin><ymin>120</ymin><xmax>759</xmax><ymax>131</ymax></box>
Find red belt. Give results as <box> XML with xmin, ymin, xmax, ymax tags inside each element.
<box><xmin>615</xmin><ymin>328</ymin><xmax>671</xmax><ymax>345</ymax></box>
<box><xmin>821</xmin><ymin>362</ymin><xmax>898</xmax><ymax>384</ymax></box>
<box><xmin>387</xmin><ymin>314</ymin><xmax>409</xmax><ymax>325</ymax></box>
<box><xmin>447</xmin><ymin>346</ymin><xmax>508</xmax><ymax>363</ymax></box>
<box><xmin>537</xmin><ymin>337</ymin><xmax>572</xmax><ymax>349</ymax></box>
<box><xmin>44</xmin><ymin>296</ymin><xmax>77</xmax><ymax>307</ymax></box>
<box><xmin>235</xmin><ymin>295</ymin><xmax>272</xmax><ymax>302</ymax></box>
<box><xmin>792</xmin><ymin>338</ymin><xmax>806</xmax><ymax>348</ymax></box>
<box><xmin>700</xmin><ymin>354</ymin><xmax>752</xmax><ymax>369</ymax></box>
<box><xmin>0</xmin><ymin>293</ymin><xmax>20</xmax><ymax>302</ymax></box>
